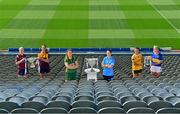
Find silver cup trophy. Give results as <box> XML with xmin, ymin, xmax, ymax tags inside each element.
<box><xmin>85</xmin><ymin>58</ymin><xmax>98</xmax><ymax>72</ymax></box>
<box><xmin>144</xmin><ymin>56</ymin><xmax>151</xmax><ymax>67</ymax></box>
<box><xmin>27</xmin><ymin>57</ymin><xmax>37</xmax><ymax>68</ymax></box>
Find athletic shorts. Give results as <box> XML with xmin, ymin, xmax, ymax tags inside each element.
<box><xmin>103</xmin><ymin>75</ymin><xmax>114</xmax><ymax>82</ymax></box>
<box><xmin>66</xmin><ymin>71</ymin><xmax>77</xmax><ymax>80</ymax></box>
<box><xmin>18</xmin><ymin>68</ymin><xmax>27</xmax><ymax>76</ymax></box>
<box><xmin>150</xmin><ymin>66</ymin><xmax>162</xmax><ymax>73</ymax></box>
<box><xmin>132</xmin><ymin>69</ymin><xmax>142</xmax><ymax>74</ymax></box>
<box><xmin>39</xmin><ymin>64</ymin><xmax>50</xmax><ymax>74</ymax></box>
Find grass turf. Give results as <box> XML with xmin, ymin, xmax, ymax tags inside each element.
<box><xmin>0</xmin><ymin>0</ymin><xmax>180</xmax><ymax>49</ymax></box>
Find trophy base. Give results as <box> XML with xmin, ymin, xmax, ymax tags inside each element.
<box><xmin>30</xmin><ymin>64</ymin><xmax>35</xmax><ymax>68</ymax></box>
<box><xmin>85</xmin><ymin>68</ymin><xmax>100</xmax><ymax>82</ymax></box>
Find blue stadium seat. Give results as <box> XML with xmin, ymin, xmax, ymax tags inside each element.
<box><xmin>49</xmin><ymin>48</ymin><xmax>60</xmax><ymax>52</ymax></box>
<box><xmin>31</xmin><ymin>48</ymin><xmax>40</xmax><ymax>53</ymax></box>
<box><xmin>59</xmin><ymin>48</ymin><xmax>67</xmax><ymax>52</ymax></box>
<box><xmin>79</xmin><ymin>48</ymin><xmax>91</xmax><ymax>52</ymax></box>
<box><xmin>71</xmin><ymin>48</ymin><xmax>81</xmax><ymax>52</ymax></box>
<box><xmin>111</xmin><ymin>48</ymin><xmax>121</xmax><ymax>52</ymax></box>
<box><xmin>120</xmin><ymin>48</ymin><xmax>131</xmax><ymax>52</ymax></box>
<box><xmin>89</xmin><ymin>48</ymin><xmax>100</xmax><ymax>52</ymax></box>
<box><xmin>24</xmin><ymin>48</ymin><xmax>31</xmax><ymax>53</ymax></box>
<box><xmin>99</xmin><ymin>48</ymin><xmax>108</xmax><ymax>52</ymax></box>
<box><xmin>140</xmin><ymin>48</ymin><xmax>151</xmax><ymax>52</ymax></box>
<box><xmin>8</xmin><ymin>48</ymin><xmax>19</xmax><ymax>53</ymax></box>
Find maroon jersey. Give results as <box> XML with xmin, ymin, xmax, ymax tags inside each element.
<box><xmin>15</xmin><ymin>54</ymin><xmax>26</xmax><ymax>69</ymax></box>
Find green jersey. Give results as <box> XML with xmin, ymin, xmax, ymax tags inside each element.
<box><xmin>64</xmin><ymin>56</ymin><xmax>77</xmax><ymax>80</ymax></box>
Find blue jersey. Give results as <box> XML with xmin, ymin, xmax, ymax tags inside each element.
<box><xmin>151</xmin><ymin>53</ymin><xmax>163</xmax><ymax>66</ymax></box>
<box><xmin>102</xmin><ymin>56</ymin><xmax>115</xmax><ymax>76</ymax></box>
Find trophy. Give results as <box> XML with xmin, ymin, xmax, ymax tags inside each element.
<box><xmin>144</xmin><ymin>56</ymin><xmax>151</xmax><ymax>67</ymax></box>
<box><xmin>85</xmin><ymin>58</ymin><xmax>98</xmax><ymax>72</ymax></box>
<box><xmin>85</xmin><ymin>58</ymin><xmax>100</xmax><ymax>81</ymax></box>
<box><xmin>27</xmin><ymin>57</ymin><xmax>37</xmax><ymax>68</ymax></box>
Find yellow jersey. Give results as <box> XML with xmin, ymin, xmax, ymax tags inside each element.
<box><xmin>132</xmin><ymin>54</ymin><xmax>143</xmax><ymax>70</ymax></box>
<box><xmin>38</xmin><ymin>52</ymin><xmax>48</xmax><ymax>59</ymax></box>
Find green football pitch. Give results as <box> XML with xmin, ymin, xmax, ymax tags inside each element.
<box><xmin>0</xmin><ymin>0</ymin><xmax>180</xmax><ymax>49</ymax></box>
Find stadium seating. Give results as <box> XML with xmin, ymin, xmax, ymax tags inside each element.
<box><xmin>40</xmin><ymin>108</ymin><xmax>68</xmax><ymax>113</ymax></box>
<box><xmin>11</xmin><ymin>108</ymin><xmax>38</xmax><ymax>114</ymax></box>
<box><xmin>0</xmin><ymin>54</ymin><xmax>179</xmax><ymax>114</ymax></box>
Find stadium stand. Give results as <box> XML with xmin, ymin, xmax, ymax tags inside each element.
<box><xmin>8</xmin><ymin>47</ymin><xmax>173</xmax><ymax>53</ymax></box>
<box><xmin>0</xmin><ymin>52</ymin><xmax>179</xmax><ymax>113</ymax></box>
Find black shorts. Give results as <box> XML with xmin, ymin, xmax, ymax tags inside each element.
<box><xmin>133</xmin><ymin>69</ymin><xmax>142</xmax><ymax>74</ymax></box>
<box><xmin>103</xmin><ymin>75</ymin><xmax>114</xmax><ymax>81</ymax></box>
<box><xmin>18</xmin><ymin>68</ymin><xmax>27</xmax><ymax>76</ymax></box>
<box><xmin>39</xmin><ymin>64</ymin><xmax>50</xmax><ymax>74</ymax></box>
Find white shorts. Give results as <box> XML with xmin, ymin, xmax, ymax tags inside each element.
<box><xmin>150</xmin><ymin>66</ymin><xmax>162</xmax><ymax>73</ymax></box>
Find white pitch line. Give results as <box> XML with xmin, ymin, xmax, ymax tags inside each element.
<box><xmin>147</xmin><ymin>0</ymin><xmax>180</xmax><ymax>34</ymax></box>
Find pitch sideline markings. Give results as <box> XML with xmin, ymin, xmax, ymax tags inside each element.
<box><xmin>147</xmin><ymin>0</ymin><xmax>180</xmax><ymax>34</ymax></box>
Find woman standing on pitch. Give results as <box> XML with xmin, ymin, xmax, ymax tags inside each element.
<box><xmin>15</xmin><ymin>47</ymin><xmax>28</xmax><ymax>79</ymax></box>
<box><xmin>102</xmin><ymin>49</ymin><xmax>115</xmax><ymax>82</ymax></box>
<box><xmin>131</xmin><ymin>47</ymin><xmax>143</xmax><ymax>78</ymax></box>
<box><xmin>37</xmin><ymin>45</ymin><xmax>50</xmax><ymax>79</ymax></box>
<box><xmin>64</xmin><ymin>49</ymin><xmax>79</xmax><ymax>81</ymax></box>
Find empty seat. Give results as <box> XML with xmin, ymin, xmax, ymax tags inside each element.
<box><xmin>52</xmin><ymin>95</ymin><xmax>71</xmax><ymax>103</ymax></box>
<box><xmin>7</xmin><ymin>96</ymin><xmax>27</xmax><ymax>106</ymax></box>
<box><xmin>40</xmin><ymin>108</ymin><xmax>68</xmax><ymax>113</ymax></box>
<box><xmin>0</xmin><ymin>108</ymin><xmax>8</xmax><ymax>114</ymax></box>
<box><xmin>138</xmin><ymin>92</ymin><xmax>153</xmax><ymax>100</ymax></box>
<box><xmin>117</xmin><ymin>92</ymin><xmax>133</xmax><ymax>99</ymax></box>
<box><xmin>72</xmin><ymin>100</ymin><xmax>97</xmax><ymax>111</ymax></box>
<box><xmin>11</xmin><ymin>108</ymin><xmax>38</xmax><ymax>114</ymax></box>
<box><xmin>74</xmin><ymin>95</ymin><xmax>94</xmax><ymax>101</ymax></box>
<box><xmin>0</xmin><ymin>101</ymin><xmax>19</xmax><ymax>112</ymax></box>
<box><xmin>127</xmin><ymin>107</ymin><xmax>155</xmax><ymax>114</ymax></box>
<box><xmin>157</xmin><ymin>92</ymin><xmax>174</xmax><ymax>100</ymax></box>
<box><xmin>96</xmin><ymin>95</ymin><xmax>117</xmax><ymax>102</ymax></box>
<box><xmin>156</xmin><ymin>107</ymin><xmax>180</xmax><ymax>113</ymax></box>
<box><xmin>123</xmin><ymin>101</ymin><xmax>148</xmax><ymax>111</ymax></box>
<box><xmin>149</xmin><ymin>101</ymin><xmax>173</xmax><ymax>112</ymax></box>
<box><xmin>165</xmin><ymin>96</ymin><xmax>180</xmax><ymax>106</ymax></box>
<box><xmin>30</xmin><ymin>96</ymin><xmax>49</xmax><ymax>105</ymax></box>
<box><xmin>120</xmin><ymin>96</ymin><xmax>140</xmax><ymax>105</ymax></box>
<box><xmin>46</xmin><ymin>101</ymin><xmax>71</xmax><ymax>111</ymax></box>
<box><xmin>69</xmin><ymin>107</ymin><xmax>96</xmax><ymax>113</ymax></box>
<box><xmin>21</xmin><ymin>101</ymin><xmax>45</xmax><ymax>112</ymax></box>
<box><xmin>143</xmin><ymin>96</ymin><xmax>161</xmax><ymax>105</ymax></box>
<box><xmin>98</xmin><ymin>107</ymin><xmax>126</xmax><ymax>113</ymax></box>
<box><xmin>97</xmin><ymin>100</ymin><xmax>122</xmax><ymax>109</ymax></box>
<box><xmin>96</xmin><ymin>91</ymin><xmax>114</xmax><ymax>97</ymax></box>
